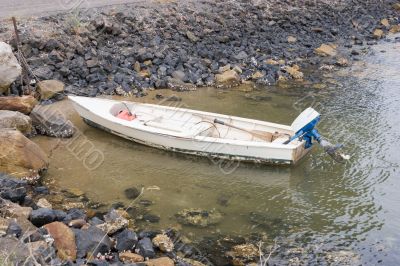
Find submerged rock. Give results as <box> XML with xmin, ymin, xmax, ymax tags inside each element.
<box><xmin>0</xmin><ymin>110</ymin><xmax>32</xmax><ymax>134</ymax></box>
<box><xmin>152</xmin><ymin>233</ymin><xmax>174</xmax><ymax>252</ymax></box>
<box><xmin>96</xmin><ymin>209</ymin><xmax>129</xmax><ymax>235</ymax></box>
<box><xmin>0</xmin><ymin>96</ymin><xmax>38</xmax><ymax>114</ymax></box>
<box><xmin>124</xmin><ymin>187</ymin><xmax>141</xmax><ymax>200</ymax></box>
<box><xmin>30</xmin><ymin>105</ymin><xmax>74</xmax><ymax>138</ymax></box>
<box><xmin>175</xmin><ymin>208</ymin><xmax>223</xmax><ymax>227</ymax></box>
<box><xmin>226</xmin><ymin>243</ymin><xmax>259</xmax><ymax>265</ymax></box>
<box><xmin>143</xmin><ymin>213</ymin><xmax>160</xmax><ymax>223</ymax></box>
<box><xmin>0</xmin><ymin>42</ymin><xmax>22</xmax><ymax>94</ymax></box>
<box><xmin>0</xmin><ymin>129</ymin><xmax>48</xmax><ymax>180</ymax></box>
<box><xmin>325</xmin><ymin>250</ymin><xmax>361</xmax><ymax>265</ymax></box>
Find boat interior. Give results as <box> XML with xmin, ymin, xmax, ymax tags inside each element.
<box><xmin>110</xmin><ymin>102</ymin><xmax>294</xmax><ymax>143</ymax></box>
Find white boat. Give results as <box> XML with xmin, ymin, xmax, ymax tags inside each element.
<box><xmin>69</xmin><ymin>96</ymin><xmax>322</xmax><ymax>165</ymax></box>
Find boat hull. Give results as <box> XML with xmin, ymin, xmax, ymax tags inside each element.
<box><xmin>70</xmin><ymin>97</ymin><xmax>311</xmax><ymax>165</ymax></box>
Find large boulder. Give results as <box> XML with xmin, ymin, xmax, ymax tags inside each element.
<box><xmin>36</xmin><ymin>80</ymin><xmax>65</xmax><ymax>100</ymax></box>
<box><xmin>0</xmin><ymin>42</ymin><xmax>22</xmax><ymax>94</ymax></box>
<box><xmin>0</xmin><ymin>96</ymin><xmax>38</xmax><ymax>114</ymax></box>
<box><xmin>0</xmin><ymin>110</ymin><xmax>32</xmax><ymax>134</ymax></box>
<box><xmin>30</xmin><ymin>105</ymin><xmax>74</xmax><ymax>138</ymax></box>
<box><xmin>0</xmin><ymin>129</ymin><xmax>48</xmax><ymax>180</ymax></box>
<box><xmin>44</xmin><ymin>222</ymin><xmax>77</xmax><ymax>260</ymax></box>
<box><xmin>215</xmin><ymin>70</ymin><xmax>241</xmax><ymax>88</ymax></box>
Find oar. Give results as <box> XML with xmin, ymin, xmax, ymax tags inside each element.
<box><xmin>193</xmin><ymin>114</ymin><xmax>272</xmax><ymax>142</ymax></box>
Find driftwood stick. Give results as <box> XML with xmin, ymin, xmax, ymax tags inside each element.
<box><xmin>12</xmin><ymin>17</ymin><xmax>32</xmax><ymax>95</ymax></box>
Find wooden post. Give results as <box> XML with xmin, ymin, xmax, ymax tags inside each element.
<box><xmin>11</xmin><ymin>17</ymin><xmax>32</xmax><ymax>95</ymax></box>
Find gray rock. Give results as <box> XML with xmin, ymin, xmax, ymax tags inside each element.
<box><xmin>137</xmin><ymin>237</ymin><xmax>155</xmax><ymax>258</ymax></box>
<box><xmin>6</xmin><ymin>220</ymin><xmax>22</xmax><ymax>238</ymax></box>
<box><xmin>186</xmin><ymin>31</ymin><xmax>199</xmax><ymax>42</ymax></box>
<box><xmin>64</xmin><ymin>208</ymin><xmax>86</xmax><ymax>222</ymax></box>
<box><xmin>0</xmin><ymin>237</ymin><xmax>30</xmax><ymax>264</ymax></box>
<box><xmin>157</xmin><ymin>66</ymin><xmax>167</xmax><ymax>77</ymax></box>
<box><xmin>86</xmin><ymin>58</ymin><xmax>99</xmax><ymax>68</ymax></box>
<box><xmin>33</xmin><ymin>66</ymin><xmax>53</xmax><ymax>80</ymax></box>
<box><xmin>30</xmin><ymin>208</ymin><xmax>56</xmax><ymax>227</ymax></box>
<box><xmin>0</xmin><ymin>174</ymin><xmax>28</xmax><ymax>203</ymax></box>
<box><xmin>124</xmin><ymin>187</ymin><xmax>141</xmax><ymax>200</ymax></box>
<box><xmin>30</xmin><ymin>105</ymin><xmax>74</xmax><ymax>138</ymax></box>
<box><xmin>48</xmin><ymin>50</ymin><xmax>63</xmax><ymax>63</ymax></box>
<box><xmin>234</xmin><ymin>51</ymin><xmax>248</xmax><ymax>60</ymax></box>
<box><xmin>171</xmin><ymin>70</ymin><xmax>186</xmax><ymax>81</ymax></box>
<box><xmin>143</xmin><ymin>213</ymin><xmax>160</xmax><ymax>223</ymax></box>
<box><xmin>115</xmin><ymin>229</ymin><xmax>138</xmax><ymax>252</ymax></box>
<box><xmin>73</xmin><ymin>226</ymin><xmax>112</xmax><ymax>258</ymax></box>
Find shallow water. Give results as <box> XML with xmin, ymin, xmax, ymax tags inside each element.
<box><xmin>34</xmin><ymin>36</ymin><xmax>400</xmax><ymax>264</ymax></box>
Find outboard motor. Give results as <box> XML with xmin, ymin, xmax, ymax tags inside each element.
<box><xmin>285</xmin><ymin>108</ymin><xmax>350</xmax><ymax>163</ymax></box>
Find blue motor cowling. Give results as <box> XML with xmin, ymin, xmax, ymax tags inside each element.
<box><xmin>287</xmin><ymin>108</ymin><xmax>349</xmax><ymax>162</ymax></box>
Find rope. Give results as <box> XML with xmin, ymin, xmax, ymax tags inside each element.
<box><xmin>194</xmin><ymin>120</ymin><xmax>221</xmax><ymax>138</ymax></box>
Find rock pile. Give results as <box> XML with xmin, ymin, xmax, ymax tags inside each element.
<box><xmin>2</xmin><ymin>0</ymin><xmax>398</xmax><ymax>96</ymax></box>
<box><xmin>0</xmin><ymin>174</ymin><xmax>209</xmax><ymax>265</ymax></box>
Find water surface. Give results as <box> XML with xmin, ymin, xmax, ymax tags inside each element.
<box><xmin>35</xmin><ymin>36</ymin><xmax>400</xmax><ymax>264</ymax></box>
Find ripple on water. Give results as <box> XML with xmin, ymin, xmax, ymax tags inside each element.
<box><xmin>33</xmin><ymin>35</ymin><xmax>400</xmax><ymax>264</ymax></box>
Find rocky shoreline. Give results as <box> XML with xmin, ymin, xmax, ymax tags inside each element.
<box><xmin>1</xmin><ymin>0</ymin><xmax>399</xmax><ymax>96</ymax></box>
<box><xmin>1</xmin><ymin>172</ymin><xmax>282</xmax><ymax>266</ymax></box>
<box><xmin>0</xmin><ymin>173</ymin><xmax>210</xmax><ymax>265</ymax></box>
<box><xmin>0</xmin><ymin>173</ymin><xmax>365</xmax><ymax>266</ymax></box>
